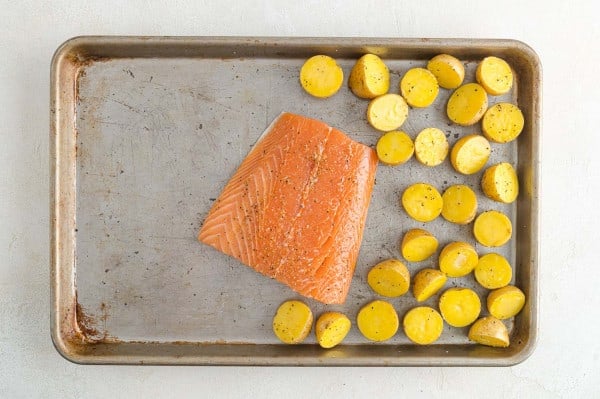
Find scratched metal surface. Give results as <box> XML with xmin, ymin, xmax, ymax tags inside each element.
<box><xmin>75</xmin><ymin>56</ymin><xmax>516</xmax><ymax>344</ymax></box>
<box><xmin>52</xmin><ymin>37</ymin><xmax>539</xmax><ymax>364</ymax></box>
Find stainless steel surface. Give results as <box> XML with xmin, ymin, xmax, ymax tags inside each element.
<box><xmin>51</xmin><ymin>36</ymin><xmax>540</xmax><ymax>365</ymax></box>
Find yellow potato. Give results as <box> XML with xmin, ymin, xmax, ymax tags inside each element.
<box><xmin>367</xmin><ymin>93</ymin><xmax>409</xmax><ymax>131</ymax></box>
<box><xmin>447</xmin><ymin>83</ymin><xmax>488</xmax><ymax>126</ymax></box>
<box><xmin>487</xmin><ymin>285</ymin><xmax>526</xmax><ymax>320</ymax></box>
<box><xmin>427</xmin><ymin>54</ymin><xmax>465</xmax><ymax>89</ymax></box>
<box><xmin>367</xmin><ymin>259</ymin><xmax>410</xmax><ymax>297</ymax></box>
<box><xmin>299</xmin><ymin>55</ymin><xmax>343</xmax><ymax>98</ymax></box>
<box><xmin>468</xmin><ymin>316</ymin><xmax>510</xmax><ymax>347</ymax></box>
<box><xmin>401</xmin><ymin>228</ymin><xmax>439</xmax><ymax>262</ymax></box>
<box><xmin>315</xmin><ymin>312</ymin><xmax>351</xmax><ymax>349</ymax></box>
<box><xmin>438</xmin><ymin>241</ymin><xmax>478</xmax><ymax>277</ymax></box>
<box><xmin>356</xmin><ymin>300</ymin><xmax>399</xmax><ymax>342</ymax></box>
<box><xmin>474</xmin><ymin>253</ymin><xmax>513</xmax><ymax>289</ymax></box>
<box><xmin>439</xmin><ymin>287</ymin><xmax>481</xmax><ymax>327</ymax></box>
<box><xmin>401</xmin><ymin>183</ymin><xmax>443</xmax><ymax>222</ymax></box>
<box><xmin>412</xmin><ymin>268</ymin><xmax>447</xmax><ymax>302</ymax></box>
<box><xmin>272</xmin><ymin>300</ymin><xmax>313</xmax><ymax>344</ymax></box>
<box><xmin>376</xmin><ymin>131</ymin><xmax>414</xmax><ymax>165</ymax></box>
<box><xmin>441</xmin><ymin>184</ymin><xmax>478</xmax><ymax>224</ymax></box>
<box><xmin>400</xmin><ymin>67</ymin><xmax>439</xmax><ymax>108</ymax></box>
<box><xmin>349</xmin><ymin>54</ymin><xmax>390</xmax><ymax>99</ymax></box>
<box><xmin>481</xmin><ymin>162</ymin><xmax>519</xmax><ymax>203</ymax></box>
<box><xmin>482</xmin><ymin>102</ymin><xmax>525</xmax><ymax>143</ymax></box>
<box><xmin>403</xmin><ymin>306</ymin><xmax>444</xmax><ymax>345</ymax></box>
<box><xmin>414</xmin><ymin>127</ymin><xmax>449</xmax><ymax>167</ymax></box>
<box><xmin>473</xmin><ymin>210</ymin><xmax>512</xmax><ymax>247</ymax></box>
<box><xmin>476</xmin><ymin>56</ymin><xmax>513</xmax><ymax>95</ymax></box>
<box><xmin>450</xmin><ymin>134</ymin><xmax>491</xmax><ymax>175</ymax></box>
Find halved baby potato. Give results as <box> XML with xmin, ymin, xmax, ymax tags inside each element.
<box><xmin>272</xmin><ymin>300</ymin><xmax>313</xmax><ymax>344</ymax></box>
<box><xmin>487</xmin><ymin>285</ymin><xmax>526</xmax><ymax>320</ymax></box>
<box><xmin>476</xmin><ymin>56</ymin><xmax>513</xmax><ymax>95</ymax></box>
<box><xmin>474</xmin><ymin>253</ymin><xmax>513</xmax><ymax>289</ymax></box>
<box><xmin>299</xmin><ymin>55</ymin><xmax>344</xmax><ymax>98</ymax></box>
<box><xmin>376</xmin><ymin>131</ymin><xmax>414</xmax><ymax>165</ymax></box>
<box><xmin>482</xmin><ymin>102</ymin><xmax>524</xmax><ymax>143</ymax></box>
<box><xmin>439</xmin><ymin>241</ymin><xmax>478</xmax><ymax>278</ymax></box>
<box><xmin>357</xmin><ymin>300</ymin><xmax>399</xmax><ymax>342</ymax></box>
<box><xmin>403</xmin><ymin>306</ymin><xmax>444</xmax><ymax>345</ymax></box>
<box><xmin>441</xmin><ymin>184</ymin><xmax>478</xmax><ymax>224</ymax></box>
<box><xmin>400</xmin><ymin>67</ymin><xmax>439</xmax><ymax>108</ymax></box>
<box><xmin>450</xmin><ymin>134</ymin><xmax>491</xmax><ymax>175</ymax></box>
<box><xmin>315</xmin><ymin>312</ymin><xmax>351</xmax><ymax>349</ymax></box>
<box><xmin>367</xmin><ymin>259</ymin><xmax>410</xmax><ymax>297</ymax></box>
<box><xmin>349</xmin><ymin>54</ymin><xmax>390</xmax><ymax>99</ymax></box>
<box><xmin>401</xmin><ymin>183</ymin><xmax>443</xmax><ymax>222</ymax></box>
<box><xmin>447</xmin><ymin>83</ymin><xmax>488</xmax><ymax>126</ymax></box>
<box><xmin>481</xmin><ymin>162</ymin><xmax>519</xmax><ymax>203</ymax></box>
<box><xmin>439</xmin><ymin>287</ymin><xmax>481</xmax><ymax>328</ymax></box>
<box><xmin>414</xmin><ymin>127</ymin><xmax>449</xmax><ymax>167</ymax></box>
<box><xmin>401</xmin><ymin>228</ymin><xmax>439</xmax><ymax>262</ymax></box>
<box><xmin>473</xmin><ymin>210</ymin><xmax>512</xmax><ymax>247</ymax></box>
<box><xmin>412</xmin><ymin>268</ymin><xmax>447</xmax><ymax>302</ymax></box>
<box><xmin>427</xmin><ymin>54</ymin><xmax>465</xmax><ymax>89</ymax></box>
<box><xmin>367</xmin><ymin>94</ymin><xmax>409</xmax><ymax>131</ymax></box>
<box><xmin>468</xmin><ymin>316</ymin><xmax>510</xmax><ymax>347</ymax></box>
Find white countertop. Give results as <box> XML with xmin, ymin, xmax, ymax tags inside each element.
<box><xmin>1</xmin><ymin>0</ymin><xmax>598</xmax><ymax>397</ymax></box>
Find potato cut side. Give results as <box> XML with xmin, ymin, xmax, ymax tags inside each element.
<box><xmin>376</xmin><ymin>131</ymin><xmax>414</xmax><ymax>165</ymax></box>
<box><xmin>401</xmin><ymin>228</ymin><xmax>439</xmax><ymax>262</ymax></box>
<box><xmin>474</xmin><ymin>253</ymin><xmax>513</xmax><ymax>289</ymax></box>
<box><xmin>401</xmin><ymin>183</ymin><xmax>443</xmax><ymax>222</ymax></box>
<box><xmin>473</xmin><ymin>210</ymin><xmax>512</xmax><ymax>247</ymax></box>
<box><xmin>427</xmin><ymin>54</ymin><xmax>465</xmax><ymax>89</ymax></box>
<box><xmin>414</xmin><ymin>127</ymin><xmax>449</xmax><ymax>167</ymax></box>
<box><xmin>357</xmin><ymin>300</ymin><xmax>399</xmax><ymax>342</ymax></box>
<box><xmin>400</xmin><ymin>67</ymin><xmax>439</xmax><ymax>107</ymax></box>
<box><xmin>403</xmin><ymin>306</ymin><xmax>444</xmax><ymax>345</ymax></box>
<box><xmin>315</xmin><ymin>312</ymin><xmax>351</xmax><ymax>349</ymax></box>
<box><xmin>367</xmin><ymin>259</ymin><xmax>410</xmax><ymax>297</ymax></box>
<box><xmin>439</xmin><ymin>287</ymin><xmax>481</xmax><ymax>327</ymax></box>
<box><xmin>299</xmin><ymin>55</ymin><xmax>343</xmax><ymax>98</ymax></box>
<box><xmin>450</xmin><ymin>134</ymin><xmax>491</xmax><ymax>175</ymax></box>
<box><xmin>272</xmin><ymin>300</ymin><xmax>314</xmax><ymax>344</ymax></box>
<box><xmin>367</xmin><ymin>93</ymin><xmax>409</xmax><ymax>131</ymax></box>
<box><xmin>481</xmin><ymin>162</ymin><xmax>519</xmax><ymax>203</ymax></box>
<box><xmin>349</xmin><ymin>54</ymin><xmax>390</xmax><ymax>99</ymax></box>
<box><xmin>482</xmin><ymin>102</ymin><xmax>524</xmax><ymax>143</ymax></box>
<box><xmin>487</xmin><ymin>286</ymin><xmax>526</xmax><ymax>320</ymax></box>
<box><xmin>441</xmin><ymin>184</ymin><xmax>478</xmax><ymax>224</ymax></box>
<box><xmin>476</xmin><ymin>56</ymin><xmax>513</xmax><ymax>95</ymax></box>
<box><xmin>412</xmin><ymin>268</ymin><xmax>447</xmax><ymax>302</ymax></box>
<box><xmin>447</xmin><ymin>83</ymin><xmax>488</xmax><ymax>126</ymax></box>
<box><xmin>468</xmin><ymin>316</ymin><xmax>510</xmax><ymax>347</ymax></box>
<box><xmin>438</xmin><ymin>241</ymin><xmax>478</xmax><ymax>277</ymax></box>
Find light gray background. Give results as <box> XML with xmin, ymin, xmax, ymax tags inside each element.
<box><xmin>1</xmin><ymin>0</ymin><xmax>598</xmax><ymax>397</ymax></box>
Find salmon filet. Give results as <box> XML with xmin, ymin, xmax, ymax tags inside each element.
<box><xmin>198</xmin><ymin>112</ymin><xmax>378</xmax><ymax>304</ymax></box>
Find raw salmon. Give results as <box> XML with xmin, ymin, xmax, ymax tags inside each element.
<box><xmin>198</xmin><ymin>112</ymin><xmax>378</xmax><ymax>304</ymax></box>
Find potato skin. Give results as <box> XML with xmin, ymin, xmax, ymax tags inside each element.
<box><xmin>349</xmin><ymin>54</ymin><xmax>390</xmax><ymax>99</ymax></box>
<box><xmin>315</xmin><ymin>312</ymin><xmax>351</xmax><ymax>349</ymax></box>
<box><xmin>468</xmin><ymin>316</ymin><xmax>510</xmax><ymax>347</ymax></box>
<box><xmin>427</xmin><ymin>54</ymin><xmax>465</xmax><ymax>89</ymax></box>
<box><xmin>401</xmin><ymin>228</ymin><xmax>439</xmax><ymax>262</ymax></box>
<box><xmin>272</xmin><ymin>300</ymin><xmax>313</xmax><ymax>344</ymax></box>
<box><xmin>481</xmin><ymin>162</ymin><xmax>519</xmax><ymax>203</ymax></box>
<box><xmin>447</xmin><ymin>83</ymin><xmax>488</xmax><ymax>126</ymax></box>
<box><xmin>356</xmin><ymin>300</ymin><xmax>399</xmax><ymax>342</ymax></box>
<box><xmin>367</xmin><ymin>259</ymin><xmax>410</xmax><ymax>298</ymax></box>
<box><xmin>299</xmin><ymin>55</ymin><xmax>343</xmax><ymax>98</ymax></box>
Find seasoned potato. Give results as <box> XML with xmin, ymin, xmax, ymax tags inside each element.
<box><xmin>450</xmin><ymin>134</ymin><xmax>491</xmax><ymax>175</ymax></box>
<box><xmin>412</xmin><ymin>268</ymin><xmax>447</xmax><ymax>302</ymax></box>
<box><xmin>427</xmin><ymin>54</ymin><xmax>465</xmax><ymax>89</ymax></box>
<box><xmin>376</xmin><ymin>131</ymin><xmax>414</xmax><ymax>165</ymax></box>
<box><xmin>474</xmin><ymin>253</ymin><xmax>513</xmax><ymax>289</ymax></box>
<box><xmin>476</xmin><ymin>56</ymin><xmax>513</xmax><ymax>95</ymax></box>
<box><xmin>468</xmin><ymin>316</ymin><xmax>510</xmax><ymax>347</ymax></box>
<box><xmin>367</xmin><ymin>259</ymin><xmax>410</xmax><ymax>297</ymax></box>
<box><xmin>357</xmin><ymin>300</ymin><xmax>399</xmax><ymax>342</ymax></box>
<box><xmin>439</xmin><ymin>287</ymin><xmax>481</xmax><ymax>327</ymax></box>
<box><xmin>401</xmin><ymin>183</ymin><xmax>443</xmax><ymax>222</ymax></box>
<box><xmin>299</xmin><ymin>55</ymin><xmax>343</xmax><ymax>98</ymax></box>
<box><xmin>441</xmin><ymin>184</ymin><xmax>478</xmax><ymax>224</ymax></box>
<box><xmin>482</xmin><ymin>102</ymin><xmax>525</xmax><ymax>143</ymax></box>
<box><xmin>481</xmin><ymin>162</ymin><xmax>519</xmax><ymax>203</ymax></box>
<box><xmin>414</xmin><ymin>127</ymin><xmax>449</xmax><ymax>167</ymax></box>
<box><xmin>367</xmin><ymin>94</ymin><xmax>409</xmax><ymax>131</ymax></box>
<box><xmin>473</xmin><ymin>210</ymin><xmax>512</xmax><ymax>247</ymax></box>
<box><xmin>315</xmin><ymin>312</ymin><xmax>351</xmax><ymax>349</ymax></box>
<box><xmin>401</xmin><ymin>228</ymin><xmax>439</xmax><ymax>262</ymax></box>
<box><xmin>438</xmin><ymin>241</ymin><xmax>478</xmax><ymax>277</ymax></box>
<box><xmin>403</xmin><ymin>306</ymin><xmax>444</xmax><ymax>345</ymax></box>
<box><xmin>400</xmin><ymin>67</ymin><xmax>439</xmax><ymax>108</ymax></box>
<box><xmin>272</xmin><ymin>300</ymin><xmax>313</xmax><ymax>344</ymax></box>
<box><xmin>349</xmin><ymin>54</ymin><xmax>390</xmax><ymax>99</ymax></box>
<box><xmin>447</xmin><ymin>83</ymin><xmax>488</xmax><ymax>126</ymax></box>
<box><xmin>487</xmin><ymin>285</ymin><xmax>526</xmax><ymax>320</ymax></box>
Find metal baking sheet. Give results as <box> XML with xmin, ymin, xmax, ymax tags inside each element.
<box><xmin>50</xmin><ymin>36</ymin><xmax>540</xmax><ymax>365</ymax></box>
